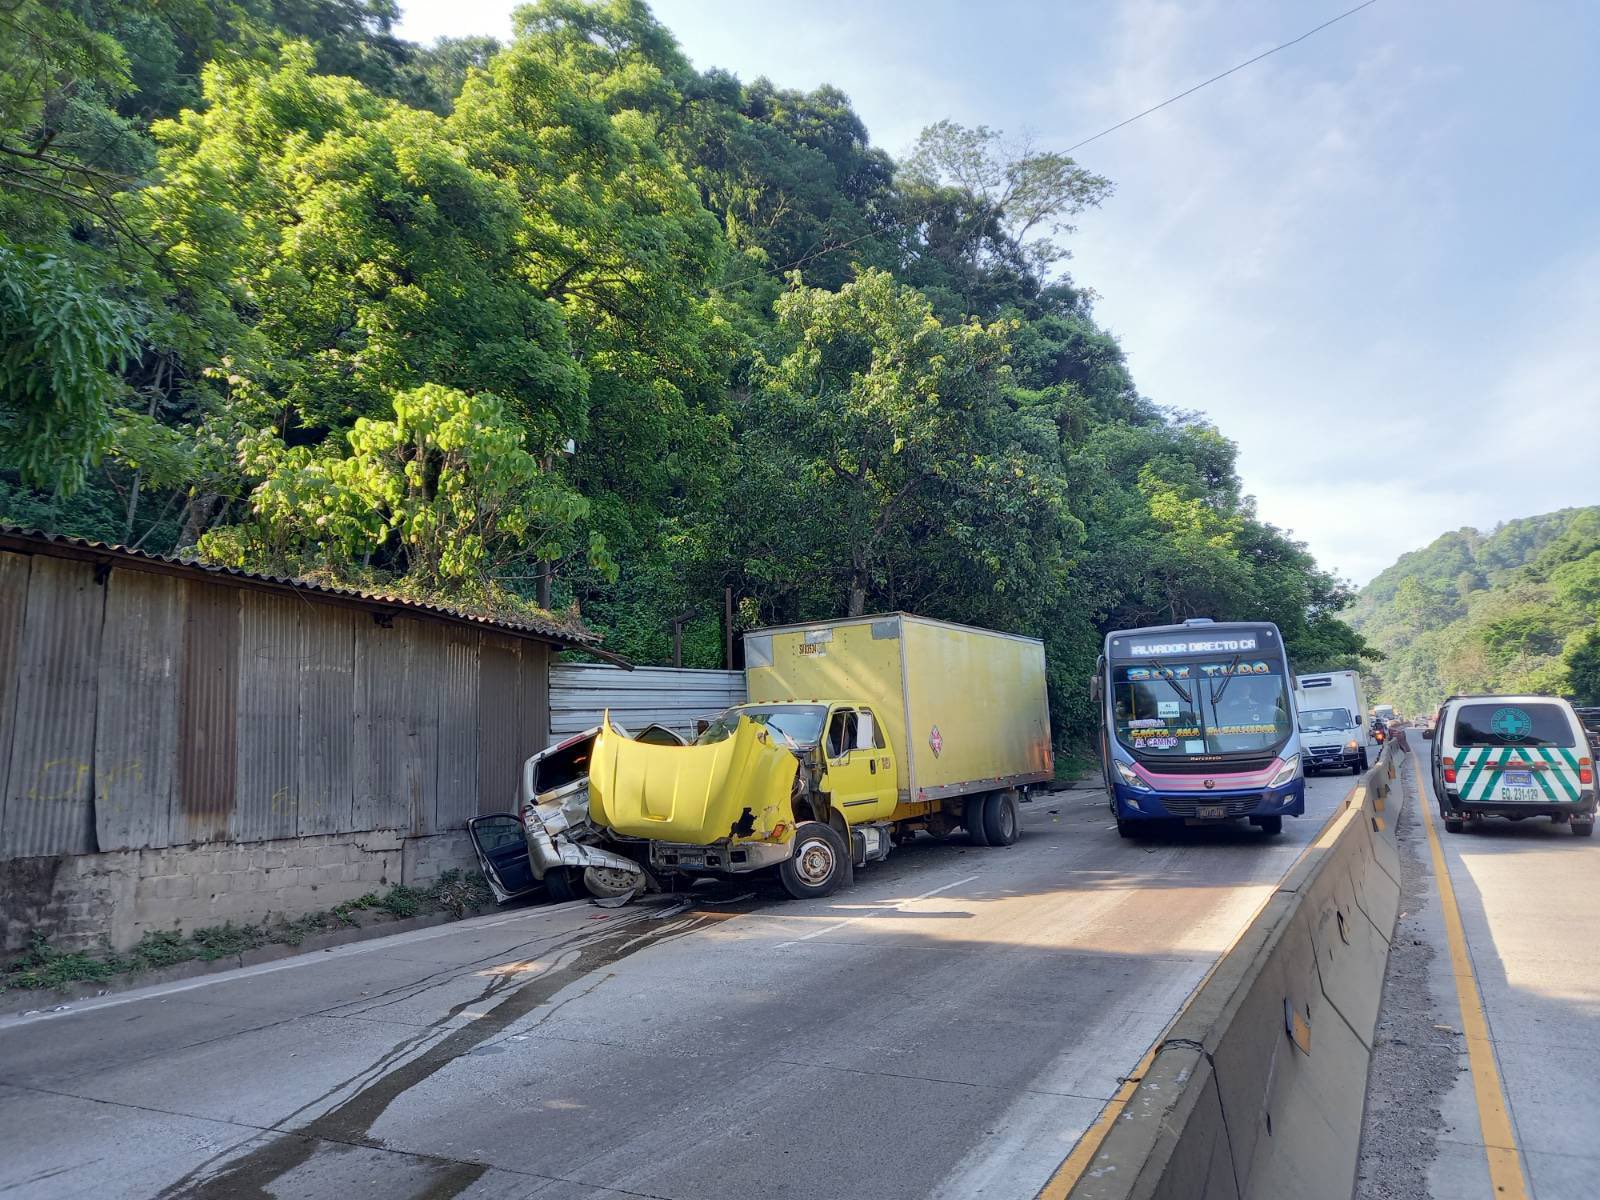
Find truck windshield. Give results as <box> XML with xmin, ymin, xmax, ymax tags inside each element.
<box><xmin>1298</xmin><ymin>707</ymin><xmax>1352</xmax><ymax>732</ymax></box>
<box><xmin>695</xmin><ymin>704</ymin><xmax>827</xmax><ymax>749</ymax></box>
<box><xmin>1112</xmin><ymin>660</ymin><xmax>1293</xmax><ymax>759</ymax></box>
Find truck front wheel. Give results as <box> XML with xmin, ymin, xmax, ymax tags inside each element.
<box><xmin>983</xmin><ymin>791</ymin><xmax>1021</xmax><ymax>846</ymax></box>
<box><xmin>780</xmin><ymin>821</ymin><xmax>849</xmax><ymax>899</ymax></box>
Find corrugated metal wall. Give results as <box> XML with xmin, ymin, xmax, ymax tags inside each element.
<box><xmin>0</xmin><ymin>553</ymin><xmax>552</xmax><ymax>858</ymax></box>
<box><xmin>548</xmin><ymin>663</ymin><xmax>746</xmax><ymax>741</ymax></box>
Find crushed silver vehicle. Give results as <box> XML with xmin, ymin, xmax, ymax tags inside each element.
<box><xmin>470</xmin><ymin>722</ymin><xmax>687</xmax><ymax>904</ymax></box>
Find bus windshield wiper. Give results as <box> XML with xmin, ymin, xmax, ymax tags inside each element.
<box><xmin>1145</xmin><ymin>657</ymin><xmax>1191</xmax><ymax>705</ymax></box>
<box><xmin>1209</xmin><ymin>653</ymin><xmax>1242</xmax><ymax>708</ymax></box>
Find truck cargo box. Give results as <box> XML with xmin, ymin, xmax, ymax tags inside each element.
<box><xmin>743</xmin><ymin>613</ymin><xmax>1052</xmax><ymax>804</ymax></box>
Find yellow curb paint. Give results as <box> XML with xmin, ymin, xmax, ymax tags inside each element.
<box><xmin>1413</xmin><ymin>756</ymin><xmax>1529</xmax><ymax>1200</ymax></box>
<box><xmin>1035</xmin><ymin>1039</ymin><xmax>1161</xmax><ymax>1200</ymax></box>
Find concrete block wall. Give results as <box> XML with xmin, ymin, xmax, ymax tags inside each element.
<box><xmin>1</xmin><ymin>829</ymin><xmax>475</xmax><ymax>954</ymax></box>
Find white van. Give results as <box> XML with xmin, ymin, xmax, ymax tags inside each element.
<box><xmin>1424</xmin><ymin>694</ymin><xmax>1597</xmax><ymax>835</ymax></box>
<box><xmin>1295</xmin><ymin>670</ymin><xmax>1372</xmax><ymax>775</ymax></box>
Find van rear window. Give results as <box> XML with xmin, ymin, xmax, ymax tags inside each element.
<box><xmin>1452</xmin><ymin>703</ymin><xmax>1575</xmax><ymax>748</ymax></box>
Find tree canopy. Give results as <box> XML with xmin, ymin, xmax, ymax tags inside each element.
<box><xmin>0</xmin><ymin>0</ymin><xmax>1371</xmax><ymax>747</ymax></box>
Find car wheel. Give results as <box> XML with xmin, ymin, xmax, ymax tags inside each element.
<box><xmin>779</xmin><ymin>821</ymin><xmax>849</xmax><ymax>899</ymax></box>
<box><xmin>964</xmin><ymin>794</ymin><xmax>991</xmax><ymax>847</ymax></box>
<box><xmin>1116</xmin><ymin>819</ymin><xmax>1138</xmax><ymax>839</ymax></box>
<box><xmin>1257</xmin><ymin>815</ymin><xmax>1283</xmax><ymax>835</ymax></box>
<box><xmin>982</xmin><ymin>791</ymin><xmax>1021</xmax><ymax>846</ymax></box>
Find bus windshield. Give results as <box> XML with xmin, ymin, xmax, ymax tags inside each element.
<box><xmin>1112</xmin><ymin>658</ymin><xmax>1294</xmax><ymax>759</ymax></box>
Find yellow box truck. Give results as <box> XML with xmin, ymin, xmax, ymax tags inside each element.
<box><xmin>584</xmin><ymin>613</ymin><xmax>1053</xmax><ymax>898</ymax></box>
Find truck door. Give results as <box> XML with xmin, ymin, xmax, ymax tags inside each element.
<box><xmin>823</xmin><ymin>706</ymin><xmax>897</xmax><ymax>822</ymax></box>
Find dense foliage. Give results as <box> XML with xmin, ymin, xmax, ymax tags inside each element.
<box><xmin>0</xmin><ymin>0</ymin><xmax>1368</xmax><ymax>746</ymax></box>
<box><xmin>1351</xmin><ymin>507</ymin><xmax>1600</xmax><ymax>712</ymax></box>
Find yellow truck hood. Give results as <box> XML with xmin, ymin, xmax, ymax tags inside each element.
<box><xmin>588</xmin><ymin>715</ymin><xmax>798</xmax><ymax>845</ymax></box>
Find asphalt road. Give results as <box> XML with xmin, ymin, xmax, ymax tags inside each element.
<box><xmin>1359</xmin><ymin>749</ymin><xmax>1600</xmax><ymax>1200</ymax></box>
<box><xmin>0</xmin><ymin>771</ymin><xmax>1362</xmax><ymax>1200</ymax></box>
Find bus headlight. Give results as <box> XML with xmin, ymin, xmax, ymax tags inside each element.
<box><xmin>1269</xmin><ymin>755</ymin><xmax>1301</xmax><ymax>788</ymax></box>
<box><xmin>1113</xmin><ymin>760</ymin><xmax>1152</xmax><ymax>792</ymax></box>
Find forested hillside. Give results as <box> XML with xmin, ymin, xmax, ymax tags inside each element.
<box><xmin>0</xmin><ymin>0</ymin><xmax>1369</xmax><ymax>745</ymax></box>
<box><xmin>1351</xmin><ymin>507</ymin><xmax>1600</xmax><ymax>712</ymax></box>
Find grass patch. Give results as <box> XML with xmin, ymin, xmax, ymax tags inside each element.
<box><xmin>1053</xmin><ymin>741</ymin><xmax>1099</xmax><ymax>784</ymax></box>
<box><xmin>2</xmin><ymin>869</ymin><xmax>496</xmax><ymax>994</ymax></box>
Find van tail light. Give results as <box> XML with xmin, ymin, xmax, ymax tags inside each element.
<box><xmin>1581</xmin><ymin>758</ymin><xmax>1594</xmax><ymax>786</ymax></box>
<box><xmin>1443</xmin><ymin>757</ymin><xmax>1457</xmax><ymax>785</ymax></box>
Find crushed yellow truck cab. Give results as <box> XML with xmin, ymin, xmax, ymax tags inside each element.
<box><xmin>588</xmin><ymin>714</ymin><xmax>799</xmax><ymax>846</ymax></box>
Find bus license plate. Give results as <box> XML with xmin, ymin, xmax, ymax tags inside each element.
<box><xmin>1196</xmin><ymin>805</ymin><xmax>1226</xmax><ymax>820</ymax></box>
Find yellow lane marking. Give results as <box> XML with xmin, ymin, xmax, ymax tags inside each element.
<box><xmin>1413</xmin><ymin>756</ymin><xmax>1530</xmax><ymax>1200</ymax></box>
<box><xmin>1037</xmin><ymin>775</ymin><xmax>1367</xmax><ymax>1199</ymax></box>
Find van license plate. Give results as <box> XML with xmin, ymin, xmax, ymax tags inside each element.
<box><xmin>1503</xmin><ymin>770</ymin><xmax>1532</xmax><ymax>787</ymax></box>
<box><xmin>1196</xmin><ymin>805</ymin><xmax>1226</xmax><ymax>820</ymax></box>
<box><xmin>1498</xmin><ymin>785</ymin><xmax>1540</xmax><ymax>803</ymax></box>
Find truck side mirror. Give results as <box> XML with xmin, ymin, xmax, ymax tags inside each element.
<box><xmin>1421</xmin><ymin>728</ymin><xmax>1434</xmax><ymax>741</ymax></box>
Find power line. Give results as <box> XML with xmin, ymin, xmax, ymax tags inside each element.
<box><xmin>1065</xmin><ymin>0</ymin><xmax>1381</xmax><ymax>155</ymax></box>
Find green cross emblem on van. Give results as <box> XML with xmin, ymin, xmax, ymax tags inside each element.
<box><xmin>1490</xmin><ymin>707</ymin><xmax>1533</xmax><ymax>741</ymax></box>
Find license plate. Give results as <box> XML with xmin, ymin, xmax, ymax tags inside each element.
<box><xmin>672</xmin><ymin>852</ymin><xmax>706</xmax><ymax>869</ymax></box>
<box><xmin>1196</xmin><ymin>805</ymin><xmax>1226</xmax><ymax>820</ymax></box>
<box><xmin>1503</xmin><ymin>770</ymin><xmax>1532</xmax><ymax>787</ymax></box>
<box><xmin>1498</xmin><ymin>786</ymin><xmax>1540</xmax><ymax>803</ymax></box>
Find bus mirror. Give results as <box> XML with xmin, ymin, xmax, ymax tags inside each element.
<box><xmin>1089</xmin><ymin>676</ymin><xmax>1102</xmax><ymax>703</ymax></box>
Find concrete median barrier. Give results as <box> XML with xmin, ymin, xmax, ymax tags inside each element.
<box><xmin>1068</xmin><ymin>744</ymin><xmax>1409</xmax><ymax>1200</ymax></box>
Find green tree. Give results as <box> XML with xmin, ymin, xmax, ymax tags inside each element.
<box><xmin>743</xmin><ymin>269</ymin><xmax>1078</xmax><ymax>619</ymax></box>
<box><xmin>201</xmin><ymin>383</ymin><xmax>607</xmax><ymax>597</ymax></box>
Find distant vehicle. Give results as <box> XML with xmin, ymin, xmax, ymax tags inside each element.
<box><xmin>1423</xmin><ymin>695</ymin><xmax>1597</xmax><ymax>836</ymax></box>
<box><xmin>1294</xmin><ymin>670</ymin><xmax>1372</xmax><ymax>775</ymax></box>
<box><xmin>1094</xmin><ymin>618</ymin><xmax>1304</xmax><ymax>837</ymax></box>
<box><xmin>1374</xmin><ymin>703</ymin><xmax>1396</xmax><ymax>724</ymax></box>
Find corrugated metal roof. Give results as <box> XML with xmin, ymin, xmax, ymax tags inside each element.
<box><xmin>0</xmin><ymin>524</ymin><xmax>608</xmax><ymax>652</ymax></box>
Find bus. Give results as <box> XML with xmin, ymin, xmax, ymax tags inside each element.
<box><xmin>1092</xmin><ymin>617</ymin><xmax>1306</xmax><ymax>837</ymax></box>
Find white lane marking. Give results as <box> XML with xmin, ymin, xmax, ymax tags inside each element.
<box><xmin>0</xmin><ymin>900</ymin><xmax>598</xmax><ymax>1030</ymax></box>
<box><xmin>774</xmin><ymin>875</ymin><xmax>980</xmax><ymax>949</ymax></box>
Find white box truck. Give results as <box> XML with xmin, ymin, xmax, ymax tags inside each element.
<box><xmin>1294</xmin><ymin>670</ymin><xmax>1372</xmax><ymax>775</ymax></box>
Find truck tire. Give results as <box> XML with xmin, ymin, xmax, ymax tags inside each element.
<box><xmin>1358</xmin><ymin>749</ymin><xmax>1370</xmax><ymax>772</ymax></box>
<box><xmin>780</xmin><ymin>821</ymin><xmax>849</xmax><ymax>899</ymax></box>
<box><xmin>964</xmin><ymin>795</ymin><xmax>991</xmax><ymax>847</ymax></box>
<box><xmin>1444</xmin><ymin>816</ymin><xmax>1464</xmax><ymax>834</ymax></box>
<box><xmin>1573</xmin><ymin>819</ymin><xmax>1595</xmax><ymax>838</ymax></box>
<box><xmin>983</xmin><ymin>791</ymin><xmax>1021</xmax><ymax>846</ymax></box>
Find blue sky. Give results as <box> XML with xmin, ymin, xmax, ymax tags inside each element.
<box><xmin>396</xmin><ymin>1</ymin><xmax>1600</xmax><ymax>585</ymax></box>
